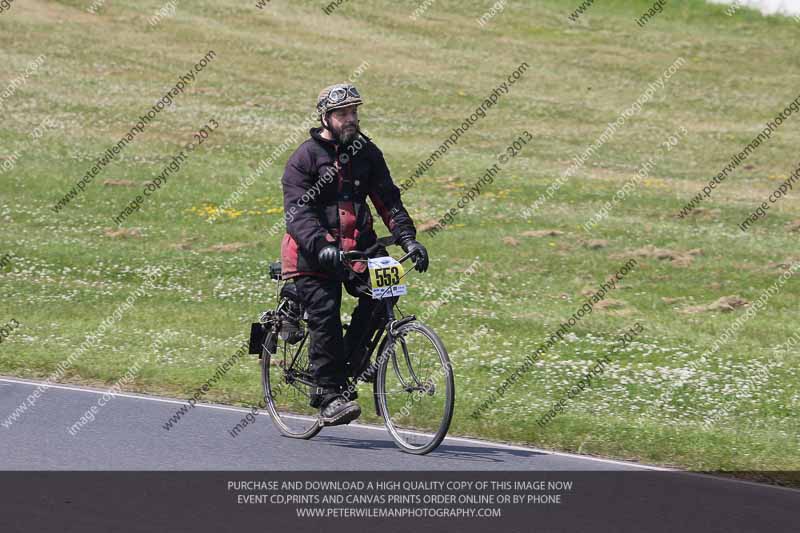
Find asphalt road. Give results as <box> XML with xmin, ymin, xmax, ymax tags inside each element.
<box><xmin>0</xmin><ymin>376</ymin><xmax>654</xmax><ymax>471</ymax></box>
<box><xmin>3</xmin><ymin>376</ymin><xmax>799</xmax><ymax>533</ymax></box>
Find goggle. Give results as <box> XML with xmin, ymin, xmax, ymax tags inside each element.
<box><xmin>324</xmin><ymin>85</ymin><xmax>361</xmax><ymax>105</ymax></box>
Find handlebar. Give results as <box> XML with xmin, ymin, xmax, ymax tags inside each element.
<box><xmin>340</xmin><ymin>241</ymin><xmax>384</xmax><ymax>260</ymax></box>
<box><xmin>339</xmin><ymin>238</ymin><xmax>416</xmax><ymax>265</ymax></box>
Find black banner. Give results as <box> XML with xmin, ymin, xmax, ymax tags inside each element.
<box><xmin>1</xmin><ymin>471</ymin><xmax>798</xmax><ymax>532</ymax></box>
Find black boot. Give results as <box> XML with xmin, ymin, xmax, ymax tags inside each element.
<box><xmin>319</xmin><ymin>395</ymin><xmax>361</xmax><ymax>426</ymax></box>
<box><xmin>310</xmin><ymin>385</ymin><xmax>342</xmax><ymax>409</ymax></box>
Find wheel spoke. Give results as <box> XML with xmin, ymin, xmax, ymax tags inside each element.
<box><xmin>377</xmin><ymin>322</ymin><xmax>454</xmax><ymax>455</ymax></box>
<box><xmin>261</xmin><ymin>312</ymin><xmax>321</xmax><ymax>439</ymax></box>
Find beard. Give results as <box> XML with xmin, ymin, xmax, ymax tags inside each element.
<box><xmin>332</xmin><ymin>121</ymin><xmax>358</xmax><ymax>145</ymax></box>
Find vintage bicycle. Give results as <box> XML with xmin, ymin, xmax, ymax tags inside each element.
<box><xmin>249</xmin><ymin>237</ymin><xmax>454</xmax><ymax>455</ymax></box>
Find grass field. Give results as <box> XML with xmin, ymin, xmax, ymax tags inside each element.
<box><xmin>1</xmin><ymin>0</ymin><xmax>799</xmax><ymax>473</ymax></box>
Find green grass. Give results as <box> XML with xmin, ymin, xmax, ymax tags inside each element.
<box><xmin>1</xmin><ymin>0</ymin><xmax>799</xmax><ymax>473</ymax></box>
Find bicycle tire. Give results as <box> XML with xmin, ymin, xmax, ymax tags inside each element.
<box><xmin>376</xmin><ymin>320</ymin><xmax>454</xmax><ymax>455</ymax></box>
<box><xmin>261</xmin><ymin>330</ymin><xmax>322</xmax><ymax>440</ymax></box>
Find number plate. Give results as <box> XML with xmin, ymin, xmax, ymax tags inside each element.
<box><xmin>367</xmin><ymin>257</ymin><xmax>406</xmax><ymax>299</ymax></box>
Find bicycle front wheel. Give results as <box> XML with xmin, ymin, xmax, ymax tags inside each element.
<box><xmin>376</xmin><ymin>321</ymin><xmax>454</xmax><ymax>455</ymax></box>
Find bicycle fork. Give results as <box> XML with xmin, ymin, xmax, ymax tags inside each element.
<box><xmin>373</xmin><ymin>296</ymin><xmax>426</xmax><ymax>417</ymax></box>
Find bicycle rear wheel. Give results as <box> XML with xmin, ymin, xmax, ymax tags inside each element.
<box><xmin>376</xmin><ymin>321</ymin><xmax>454</xmax><ymax>454</ymax></box>
<box><xmin>261</xmin><ymin>326</ymin><xmax>321</xmax><ymax>439</ymax></box>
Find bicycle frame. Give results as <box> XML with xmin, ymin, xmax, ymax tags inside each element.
<box><xmin>270</xmin><ymin>245</ymin><xmax>422</xmax><ymax>416</ymax></box>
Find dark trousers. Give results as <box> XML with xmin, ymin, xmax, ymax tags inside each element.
<box><xmin>294</xmin><ymin>269</ymin><xmax>387</xmax><ymax>407</ymax></box>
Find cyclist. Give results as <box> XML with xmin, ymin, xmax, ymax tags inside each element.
<box><xmin>280</xmin><ymin>83</ymin><xmax>429</xmax><ymax>426</ymax></box>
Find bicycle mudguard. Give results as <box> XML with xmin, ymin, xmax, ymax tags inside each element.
<box><xmin>372</xmin><ymin>375</ymin><xmax>382</xmax><ymax>418</ymax></box>
<box><xmin>390</xmin><ymin>315</ymin><xmax>417</xmax><ymax>332</ymax></box>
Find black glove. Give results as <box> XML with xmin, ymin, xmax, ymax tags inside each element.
<box><xmin>317</xmin><ymin>245</ymin><xmax>341</xmax><ymax>272</ymax></box>
<box><xmin>400</xmin><ymin>238</ymin><xmax>429</xmax><ymax>273</ymax></box>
